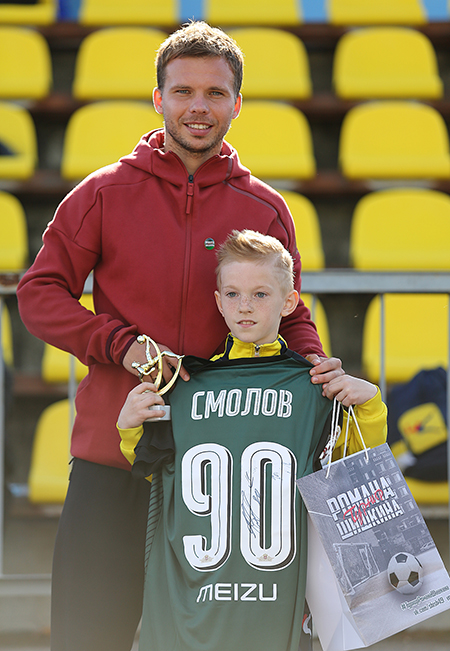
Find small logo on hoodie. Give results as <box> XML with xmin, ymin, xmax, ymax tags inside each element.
<box><xmin>204</xmin><ymin>238</ymin><xmax>215</xmax><ymax>250</ymax></box>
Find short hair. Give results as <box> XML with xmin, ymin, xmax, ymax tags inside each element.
<box><xmin>156</xmin><ymin>21</ymin><xmax>244</xmax><ymax>99</ymax></box>
<box><xmin>216</xmin><ymin>230</ymin><xmax>295</xmax><ymax>295</ymax></box>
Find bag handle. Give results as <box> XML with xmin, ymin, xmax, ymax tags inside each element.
<box><xmin>325</xmin><ymin>400</ymin><xmax>369</xmax><ymax>478</ymax></box>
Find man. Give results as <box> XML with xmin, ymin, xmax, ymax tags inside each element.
<box><xmin>17</xmin><ymin>21</ymin><xmax>343</xmax><ymax>651</ymax></box>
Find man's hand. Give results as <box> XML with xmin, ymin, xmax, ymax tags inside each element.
<box><xmin>305</xmin><ymin>355</ymin><xmax>344</xmax><ymax>393</ymax></box>
<box><xmin>123</xmin><ymin>339</ymin><xmax>190</xmax><ymax>383</ymax></box>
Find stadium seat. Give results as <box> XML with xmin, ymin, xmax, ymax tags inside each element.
<box><xmin>73</xmin><ymin>27</ymin><xmax>166</xmax><ymax>100</ymax></box>
<box><xmin>350</xmin><ymin>188</ymin><xmax>450</xmax><ymax>271</ymax></box>
<box><xmin>0</xmin><ymin>191</ymin><xmax>28</xmax><ymax>272</ymax></box>
<box><xmin>61</xmin><ymin>101</ymin><xmax>163</xmax><ymax>180</ymax></box>
<box><xmin>79</xmin><ymin>0</ymin><xmax>176</xmax><ymax>25</ymax></box>
<box><xmin>0</xmin><ymin>26</ymin><xmax>52</xmax><ymax>100</ymax></box>
<box><xmin>0</xmin><ymin>102</ymin><xmax>37</xmax><ymax>179</ymax></box>
<box><xmin>333</xmin><ymin>27</ymin><xmax>443</xmax><ymax>99</ymax></box>
<box><xmin>0</xmin><ymin>0</ymin><xmax>56</xmax><ymax>25</ymax></box>
<box><xmin>277</xmin><ymin>190</ymin><xmax>325</xmax><ymax>270</ymax></box>
<box><xmin>362</xmin><ymin>293</ymin><xmax>448</xmax><ymax>384</ymax></box>
<box><xmin>28</xmin><ymin>399</ymin><xmax>72</xmax><ymax>504</ymax></box>
<box><xmin>41</xmin><ymin>294</ymin><xmax>94</xmax><ymax>384</ymax></box>
<box><xmin>302</xmin><ymin>294</ymin><xmax>332</xmax><ymax>358</ymax></box>
<box><xmin>1</xmin><ymin>302</ymin><xmax>13</xmax><ymax>367</ymax></box>
<box><xmin>206</xmin><ymin>0</ymin><xmax>301</xmax><ymax>25</ymax></box>
<box><xmin>328</xmin><ymin>0</ymin><xmax>426</xmax><ymax>25</ymax></box>
<box><xmin>226</xmin><ymin>101</ymin><xmax>316</xmax><ymax>179</ymax></box>
<box><xmin>227</xmin><ymin>28</ymin><xmax>312</xmax><ymax>100</ymax></box>
<box><xmin>339</xmin><ymin>101</ymin><xmax>450</xmax><ymax>179</ymax></box>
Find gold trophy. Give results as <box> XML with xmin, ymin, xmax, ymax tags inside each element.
<box><xmin>131</xmin><ymin>334</ymin><xmax>184</xmax><ymax>421</ymax></box>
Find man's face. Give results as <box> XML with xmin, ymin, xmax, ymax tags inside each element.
<box><xmin>153</xmin><ymin>56</ymin><xmax>241</xmax><ymax>173</ymax></box>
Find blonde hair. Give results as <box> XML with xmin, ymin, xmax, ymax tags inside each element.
<box><xmin>216</xmin><ymin>230</ymin><xmax>294</xmax><ymax>295</ymax></box>
<box><xmin>156</xmin><ymin>21</ymin><xmax>244</xmax><ymax>98</ymax></box>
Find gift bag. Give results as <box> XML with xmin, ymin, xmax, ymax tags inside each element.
<box><xmin>296</xmin><ymin>439</ymin><xmax>450</xmax><ymax>650</ymax></box>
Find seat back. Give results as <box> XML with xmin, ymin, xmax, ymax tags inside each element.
<box><xmin>0</xmin><ymin>0</ymin><xmax>56</xmax><ymax>25</ymax></box>
<box><xmin>73</xmin><ymin>27</ymin><xmax>166</xmax><ymax>100</ymax></box>
<box><xmin>362</xmin><ymin>294</ymin><xmax>449</xmax><ymax>384</ymax></box>
<box><xmin>79</xmin><ymin>0</ymin><xmax>176</xmax><ymax>25</ymax></box>
<box><xmin>350</xmin><ymin>188</ymin><xmax>450</xmax><ymax>271</ymax></box>
<box><xmin>277</xmin><ymin>190</ymin><xmax>325</xmax><ymax>271</ymax></box>
<box><xmin>0</xmin><ymin>26</ymin><xmax>52</xmax><ymax>99</ymax></box>
<box><xmin>0</xmin><ymin>102</ymin><xmax>37</xmax><ymax>179</ymax></box>
<box><xmin>206</xmin><ymin>0</ymin><xmax>301</xmax><ymax>25</ymax></box>
<box><xmin>333</xmin><ymin>27</ymin><xmax>442</xmax><ymax>99</ymax></box>
<box><xmin>328</xmin><ymin>0</ymin><xmax>426</xmax><ymax>24</ymax></box>
<box><xmin>226</xmin><ymin>101</ymin><xmax>315</xmax><ymax>179</ymax></box>
<box><xmin>339</xmin><ymin>101</ymin><xmax>450</xmax><ymax>179</ymax></box>
<box><xmin>61</xmin><ymin>101</ymin><xmax>163</xmax><ymax>180</ymax></box>
<box><xmin>228</xmin><ymin>28</ymin><xmax>311</xmax><ymax>99</ymax></box>
<box><xmin>0</xmin><ymin>191</ymin><xmax>28</xmax><ymax>272</ymax></box>
<box><xmin>28</xmin><ymin>399</ymin><xmax>72</xmax><ymax>504</ymax></box>
<box><xmin>41</xmin><ymin>294</ymin><xmax>94</xmax><ymax>384</ymax></box>
<box><xmin>301</xmin><ymin>294</ymin><xmax>332</xmax><ymax>358</ymax></box>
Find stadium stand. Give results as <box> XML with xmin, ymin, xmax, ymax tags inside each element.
<box><xmin>328</xmin><ymin>0</ymin><xmax>427</xmax><ymax>25</ymax></box>
<box><xmin>0</xmin><ymin>0</ymin><xmax>56</xmax><ymax>25</ymax></box>
<box><xmin>277</xmin><ymin>189</ymin><xmax>325</xmax><ymax>270</ymax></box>
<box><xmin>205</xmin><ymin>0</ymin><xmax>301</xmax><ymax>26</ymax></box>
<box><xmin>78</xmin><ymin>0</ymin><xmax>177</xmax><ymax>26</ymax></box>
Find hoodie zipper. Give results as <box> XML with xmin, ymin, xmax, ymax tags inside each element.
<box><xmin>186</xmin><ymin>174</ymin><xmax>194</xmax><ymax>214</ymax></box>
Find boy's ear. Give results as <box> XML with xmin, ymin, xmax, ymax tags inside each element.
<box><xmin>281</xmin><ymin>290</ymin><xmax>299</xmax><ymax>317</ymax></box>
<box><xmin>214</xmin><ymin>290</ymin><xmax>224</xmax><ymax>316</ymax></box>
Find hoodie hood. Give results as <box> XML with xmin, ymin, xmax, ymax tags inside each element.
<box><xmin>120</xmin><ymin>128</ymin><xmax>251</xmax><ymax>188</ymax></box>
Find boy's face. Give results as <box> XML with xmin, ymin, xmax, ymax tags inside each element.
<box><xmin>215</xmin><ymin>259</ymin><xmax>298</xmax><ymax>346</ymax></box>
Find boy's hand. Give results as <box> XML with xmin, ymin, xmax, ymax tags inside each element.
<box><xmin>322</xmin><ymin>375</ymin><xmax>377</xmax><ymax>407</ymax></box>
<box><xmin>117</xmin><ymin>382</ymin><xmax>166</xmax><ymax>429</ymax></box>
<box><xmin>123</xmin><ymin>339</ymin><xmax>190</xmax><ymax>383</ymax></box>
<box><xmin>306</xmin><ymin>355</ymin><xmax>344</xmax><ymax>389</ymax></box>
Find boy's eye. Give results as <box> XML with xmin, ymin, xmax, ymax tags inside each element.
<box><xmin>226</xmin><ymin>291</ymin><xmax>237</xmax><ymax>298</ymax></box>
<box><xmin>256</xmin><ymin>292</ymin><xmax>267</xmax><ymax>299</ymax></box>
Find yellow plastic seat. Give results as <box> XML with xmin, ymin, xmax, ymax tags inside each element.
<box><xmin>227</xmin><ymin>101</ymin><xmax>315</xmax><ymax>179</ymax></box>
<box><xmin>61</xmin><ymin>101</ymin><xmax>163</xmax><ymax>180</ymax></box>
<box><xmin>301</xmin><ymin>294</ymin><xmax>332</xmax><ymax>358</ymax></box>
<box><xmin>0</xmin><ymin>191</ymin><xmax>28</xmax><ymax>272</ymax></box>
<box><xmin>339</xmin><ymin>101</ymin><xmax>450</xmax><ymax>179</ymax></box>
<box><xmin>227</xmin><ymin>28</ymin><xmax>311</xmax><ymax>100</ymax></box>
<box><xmin>41</xmin><ymin>294</ymin><xmax>94</xmax><ymax>384</ymax></box>
<box><xmin>79</xmin><ymin>0</ymin><xmax>176</xmax><ymax>25</ymax></box>
<box><xmin>362</xmin><ymin>294</ymin><xmax>448</xmax><ymax>384</ymax></box>
<box><xmin>328</xmin><ymin>0</ymin><xmax>426</xmax><ymax>25</ymax></box>
<box><xmin>0</xmin><ymin>0</ymin><xmax>56</xmax><ymax>25</ymax></box>
<box><xmin>277</xmin><ymin>190</ymin><xmax>325</xmax><ymax>271</ymax></box>
<box><xmin>206</xmin><ymin>0</ymin><xmax>301</xmax><ymax>25</ymax></box>
<box><xmin>1</xmin><ymin>303</ymin><xmax>13</xmax><ymax>367</ymax></box>
<box><xmin>73</xmin><ymin>27</ymin><xmax>166</xmax><ymax>100</ymax></box>
<box><xmin>0</xmin><ymin>26</ymin><xmax>52</xmax><ymax>99</ymax></box>
<box><xmin>0</xmin><ymin>102</ymin><xmax>38</xmax><ymax>180</ymax></box>
<box><xmin>350</xmin><ymin>188</ymin><xmax>450</xmax><ymax>271</ymax></box>
<box><xmin>389</xmin><ymin>439</ymin><xmax>448</xmax><ymax>505</ymax></box>
<box><xmin>28</xmin><ymin>399</ymin><xmax>72</xmax><ymax>504</ymax></box>
<box><xmin>333</xmin><ymin>27</ymin><xmax>443</xmax><ymax>100</ymax></box>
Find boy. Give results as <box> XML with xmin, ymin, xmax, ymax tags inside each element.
<box><xmin>117</xmin><ymin>231</ymin><xmax>387</xmax><ymax>651</ymax></box>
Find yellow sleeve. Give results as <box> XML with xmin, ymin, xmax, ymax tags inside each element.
<box><xmin>332</xmin><ymin>388</ymin><xmax>387</xmax><ymax>461</ymax></box>
<box><xmin>117</xmin><ymin>423</ymin><xmax>144</xmax><ymax>467</ymax></box>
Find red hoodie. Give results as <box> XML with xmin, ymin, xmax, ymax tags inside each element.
<box><xmin>17</xmin><ymin>130</ymin><xmax>324</xmax><ymax>469</ymax></box>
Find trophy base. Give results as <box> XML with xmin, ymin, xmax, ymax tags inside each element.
<box><xmin>145</xmin><ymin>405</ymin><xmax>171</xmax><ymax>421</ymax></box>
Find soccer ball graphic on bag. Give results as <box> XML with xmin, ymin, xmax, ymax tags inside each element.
<box><xmin>387</xmin><ymin>552</ymin><xmax>423</xmax><ymax>594</ymax></box>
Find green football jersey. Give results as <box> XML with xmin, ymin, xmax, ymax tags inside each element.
<box><xmin>140</xmin><ymin>353</ymin><xmax>332</xmax><ymax>651</ymax></box>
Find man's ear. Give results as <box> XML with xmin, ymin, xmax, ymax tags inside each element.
<box><xmin>153</xmin><ymin>87</ymin><xmax>163</xmax><ymax>114</ymax></box>
<box><xmin>214</xmin><ymin>290</ymin><xmax>224</xmax><ymax>316</ymax></box>
<box><xmin>281</xmin><ymin>290</ymin><xmax>299</xmax><ymax>317</ymax></box>
<box><xmin>232</xmin><ymin>93</ymin><xmax>242</xmax><ymax>120</ymax></box>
